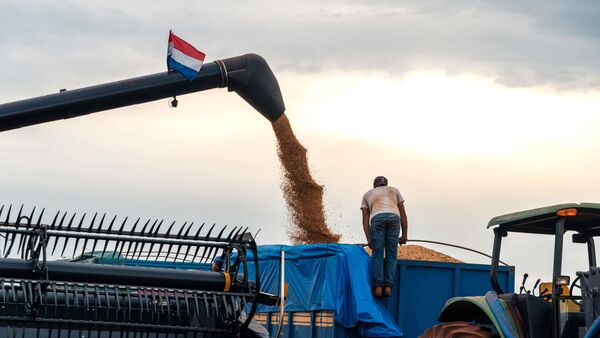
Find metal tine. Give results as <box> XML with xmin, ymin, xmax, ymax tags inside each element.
<box><xmin>15</xmin><ymin>204</ymin><xmax>23</xmax><ymax>225</ymax></box>
<box><xmin>211</xmin><ymin>293</ymin><xmax>218</xmax><ymax>312</ymax></box>
<box><xmin>89</xmin><ymin>213</ymin><xmax>106</xmax><ymax>255</ymax></box>
<box><xmin>50</xmin><ymin>282</ymin><xmax>57</xmax><ymax>307</ymax></box>
<box><xmin>49</xmin><ymin>210</ymin><xmax>60</xmax><ymax>229</ymax></box>
<box><xmin>182</xmin><ymin>223</ymin><xmax>200</xmax><ymax>262</ymax></box>
<box><xmin>84</xmin><ymin>284</ymin><xmax>90</xmax><ymax>309</ymax></box>
<box><xmin>185</xmin><ymin>222</ymin><xmax>205</xmax><ymax>263</ymax></box>
<box><xmin>130</xmin><ymin>218</ymin><xmax>150</xmax><ymax>259</ymax></box>
<box><xmin>226</xmin><ymin>226</ymin><xmax>238</xmax><ymax>240</ymax></box>
<box><xmin>3</xmin><ymin>205</ymin><xmax>23</xmax><ymax>257</ymax></box>
<box><xmin>164</xmin><ymin>221</ymin><xmax>188</xmax><ymax>262</ymax></box>
<box><xmin>65</xmin><ymin>212</ymin><xmax>77</xmax><ymax>231</ymax></box>
<box><xmin>173</xmin><ymin>222</ymin><xmax>194</xmax><ymax>262</ymax></box>
<box><xmin>174</xmin><ymin>288</ymin><xmax>181</xmax><ymax>317</ymax></box>
<box><xmin>59</xmin><ymin>213</ymin><xmax>78</xmax><ymax>258</ymax></box>
<box><xmin>22</xmin><ymin>281</ymin><xmax>29</xmax><ymax>307</ymax></box>
<box><xmin>221</xmin><ymin>294</ymin><xmax>231</xmax><ymax>319</ymax></box>
<box><xmin>18</xmin><ymin>207</ymin><xmax>38</xmax><ymax>257</ymax></box>
<box><xmin>10</xmin><ymin>281</ymin><xmax>16</xmax><ymax>302</ymax></box>
<box><xmin>110</xmin><ymin>216</ymin><xmax>129</xmax><ymax>259</ymax></box>
<box><xmin>3</xmin><ymin>204</ymin><xmax>11</xmax><ymax>226</ymax></box>
<box><xmin>63</xmin><ymin>283</ymin><xmax>70</xmax><ymax>309</ymax></box>
<box><xmin>193</xmin><ymin>222</ymin><xmax>205</xmax><ymax>239</ymax></box>
<box><xmin>197</xmin><ymin>224</ymin><xmax>216</xmax><ymax>263</ymax></box>
<box><xmin>3</xmin><ymin>205</ymin><xmax>22</xmax><ymax>257</ymax></box>
<box><xmin>100</xmin><ymin>215</ymin><xmax>118</xmax><ymax>259</ymax></box>
<box><xmin>94</xmin><ymin>285</ymin><xmax>101</xmax><ymax>309</ymax></box>
<box><xmin>136</xmin><ymin>219</ymin><xmax>158</xmax><ymax>260</ymax></box>
<box><xmin>79</xmin><ymin>213</ymin><xmax>97</xmax><ymax>258</ymax></box>
<box><xmin>141</xmin><ymin>287</ymin><xmax>150</xmax><ymax>313</ymax></box>
<box><xmin>0</xmin><ymin>279</ymin><xmax>5</xmax><ymax>303</ymax></box>
<box><xmin>73</xmin><ymin>283</ymin><xmax>79</xmax><ymax>309</ymax></box>
<box><xmin>192</xmin><ymin>292</ymin><xmax>201</xmax><ymax>316</ymax></box>
<box><xmin>163</xmin><ymin>289</ymin><xmax>171</xmax><ymax>317</ymax></box>
<box><xmin>0</xmin><ymin>205</ymin><xmax>3</xmax><ymax>222</ymax></box>
<box><xmin>155</xmin><ymin>221</ymin><xmax>175</xmax><ymax>261</ymax></box>
<box><xmin>204</xmin><ymin>245</ymin><xmax>218</xmax><ymax>264</ymax></box>
<box><xmin>157</xmin><ymin>288</ymin><xmax>165</xmax><ymax>312</ymax></box>
<box><xmin>71</xmin><ymin>213</ymin><xmax>86</xmax><ymax>258</ymax></box>
<box><xmin>114</xmin><ymin>286</ymin><xmax>121</xmax><ymax>311</ymax></box>
<box><xmin>123</xmin><ymin>217</ymin><xmax>142</xmax><ymax>259</ymax></box>
<box><xmin>216</xmin><ymin>225</ymin><xmax>227</xmax><ymax>241</ymax></box>
<box><xmin>203</xmin><ymin>223</ymin><xmax>216</xmax><ymax>240</ymax></box>
<box><xmin>202</xmin><ymin>292</ymin><xmax>210</xmax><ymax>314</ymax></box>
<box><xmin>50</xmin><ymin>211</ymin><xmax>68</xmax><ymax>256</ymax></box>
<box><xmin>144</xmin><ymin>220</ymin><xmax>163</xmax><ymax>261</ymax></box>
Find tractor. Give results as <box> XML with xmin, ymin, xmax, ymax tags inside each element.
<box><xmin>422</xmin><ymin>203</ymin><xmax>600</xmax><ymax>338</ymax></box>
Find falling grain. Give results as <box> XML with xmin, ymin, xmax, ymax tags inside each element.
<box><xmin>272</xmin><ymin>114</ymin><xmax>340</xmax><ymax>244</ymax></box>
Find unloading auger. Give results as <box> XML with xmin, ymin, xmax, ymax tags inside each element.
<box><xmin>0</xmin><ymin>53</ymin><xmax>285</xmax><ymax>336</ymax></box>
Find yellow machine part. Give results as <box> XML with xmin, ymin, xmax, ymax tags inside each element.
<box><xmin>539</xmin><ymin>282</ymin><xmax>580</xmax><ymax>312</ymax></box>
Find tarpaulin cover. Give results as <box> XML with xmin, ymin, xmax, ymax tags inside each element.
<box><xmin>246</xmin><ymin>244</ymin><xmax>402</xmax><ymax>337</ymax></box>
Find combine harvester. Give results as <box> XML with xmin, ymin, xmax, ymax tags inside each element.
<box><xmin>0</xmin><ymin>53</ymin><xmax>284</xmax><ymax>337</ymax></box>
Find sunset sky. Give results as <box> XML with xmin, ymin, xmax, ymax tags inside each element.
<box><xmin>1</xmin><ymin>0</ymin><xmax>600</xmax><ymax>284</ymax></box>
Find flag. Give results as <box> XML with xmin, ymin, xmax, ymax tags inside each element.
<box><xmin>167</xmin><ymin>31</ymin><xmax>206</xmax><ymax>80</ymax></box>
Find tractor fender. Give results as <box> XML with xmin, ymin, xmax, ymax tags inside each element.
<box><xmin>437</xmin><ymin>296</ymin><xmax>505</xmax><ymax>338</ymax></box>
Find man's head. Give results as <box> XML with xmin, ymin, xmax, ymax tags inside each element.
<box><xmin>373</xmin><ymin>176</ymin><xmax>388</xmax><ymax>188</ymax></box>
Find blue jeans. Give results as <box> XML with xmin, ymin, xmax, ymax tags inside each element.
<box><xmin>370</xmin><ymin>213</ymin><xmax>400</xmax><ymax>287</ymax></box>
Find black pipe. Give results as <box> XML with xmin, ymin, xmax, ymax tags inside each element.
<box><xmin>0</xmin><ymin>258</ymin><xmax>227</xmax><ymax>291</ymax></box>
<box><xmin>490</xmin><ymin>227</ymin><xmax>506</xmax><ymax>294</ymax></box>
<box><xmin>0</xmin><ymin>54</ymin><xmax>285</xmax><ymax>132</ymax></box>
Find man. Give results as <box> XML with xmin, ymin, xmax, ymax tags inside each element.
<box><xmin>361</xmin><ymin>176</ymin><xmax>408</xmax><ymax>297</ymax></box>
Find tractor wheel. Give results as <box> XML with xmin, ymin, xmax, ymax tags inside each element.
<box><xmin>420</xmin><ymin>321</ymin><xmax>496</xmax><ymax>338</ymax></box>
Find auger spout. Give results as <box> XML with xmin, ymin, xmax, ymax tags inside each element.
<box><xmin>0</xmin><ymin>53</ymin><xmax>285</xmax><ymax>132</ymax></box>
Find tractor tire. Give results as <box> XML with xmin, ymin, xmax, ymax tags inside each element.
<box><xmin>420</xmin><ymin>321</ymin><xmax>496</xmax><ymax>338</ymax></box>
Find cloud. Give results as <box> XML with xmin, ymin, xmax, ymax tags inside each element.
<box><xmin>2</xmin><ymin>0</ymin><xmax>599</xmax><ymax>100</ymax></box>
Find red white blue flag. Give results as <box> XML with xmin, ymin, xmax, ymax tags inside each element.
<box><xmin>167</xmin><ymin>31</ymin><xmax>206</xmax><ymax>80</ymax></box>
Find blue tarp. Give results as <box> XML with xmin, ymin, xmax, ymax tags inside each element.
<box><xmin>246</xmin><ymin>244</ymin><xmax>402</xmax><ymax>337</ymax></box>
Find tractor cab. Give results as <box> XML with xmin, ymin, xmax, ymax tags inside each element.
<box><xmin>488</xmin><ymin>203</ymin><xmax>600</xmax><ymax>337</ymax></box>
<box><xmin>425</xmin><ymin>203</ymin><xmax>600</xmax><ymax>338</ymax></box>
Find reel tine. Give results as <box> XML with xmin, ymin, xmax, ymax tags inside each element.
<box><xmin>216</xmin><ymin>225</ymin><xmax>227</xmax><ymax>241</ymax></box>
<box><xmin>155</xmin><ymin>221</ymin><xmax>175</xmax><ymax>261</ymax></box>
<box><xmin>3</xmin><ymin>204</ymin><xmax>11</xmax><ymax>225</ymax></box>
<box><xmin>59</xmin><ymin>213</ymin><xmax>77</xmax><ymax>257</ymax></box>
<box><xmin>202</xmin><ymin>292</ymin><xmax>210</xmax><ymax>314</ymax></box>
<box><xmin>71</xmin><ymin>213</ymin><xmax>86</xmax><ymax>258</ymax></box>
<box><xmin>0</xmin><ymin>205</ymin><xmax>3</xmax><ymax>221</ymax></box>
<box><xmin>100</xmin><ymin>215</ymin><xmax>118</xmax><ymax>259</ymax></box>
<box><xmin>111</xmin><ymin>216</ymin><xmax>129</xmax><ymax>259</ymax></box>
<box><xmin>226</xmin><ymin>226</ymin><xmax>238</xmax><ymax>240</ymax></box>
<box><xmin>171</xmin><ymin>222</ymin><xmax>190</xmax><ymax>261</ymax></box>
<box><xmin>193</xmin><ymin>223</ymin><xmax>205</xmax><ymax>239</ymax></box>
<box><xmin>89</xmin><ymin>213</ymin><xmax>106</xmax><ymax>254</ymax></box>
<box><xmin>137</xmin><ymin>219</ymin><xmax>158</xmax><ymax>260</ymax></box>
<box><xmin>49</xmin><ymin>210</ymin><xmax>60</xmax><ymax>229</ymax></box>
<box><xmin>204</xmin><ymin>223</ymin><xmax>216</xmax><ymax>240</ymax></box>
<box><xmin>4</xmin><ymin>205</ymin><xmax>23</xmax><ymax>257</ymax></box>
<box><xmin>130</xmin><ymin>219</ymin><xmax>149</xmax><ymax>259</ymax></box>
<box><xmin>80</xmin><ymin>213</ymin><xmax>97</xmax><ymax>258</ymax></box>
<box><xmin>123</xmin><ymin>218</ymin><xmax>141</xmax><ymax>259</ymax></box>
<box><xmin>182</xmin><ymin>223</ymin><xmax>197</xmax><ymax>262</ymax></box>
<box><xmin>66</xmin><ymin>212</ymin><xmax>76</xmax><ymax>231</ymax></box>
<box><xmin>144</xmin><ymin>220</ymin><xmax>163</xmax><ymax>260</ymax></box>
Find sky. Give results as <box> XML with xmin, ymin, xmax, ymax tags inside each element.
<box><xmin>1</xmin><ymin>0</ymin><xmax>600</xmax><ymax>290</ymax></box>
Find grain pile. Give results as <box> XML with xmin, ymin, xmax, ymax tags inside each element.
<box><xmin>365</xmin><ymin>245</ymin><xmax>462</xmax><ymax>263</ymax></box>
<box><xmin>272</xmin><ymin>114</ymin><xmax>340</xmax><ymax>244</ymax></box>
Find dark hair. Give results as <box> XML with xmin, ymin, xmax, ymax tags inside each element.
<box><xmin>373</xmin><ymin>176</ymin><xmax>388</xmax><ymax>188</ymax></box>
